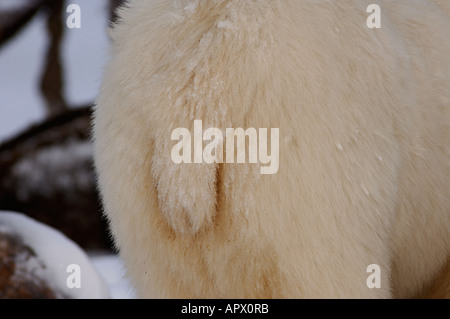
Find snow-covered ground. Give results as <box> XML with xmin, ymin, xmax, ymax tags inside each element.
<box><xmin>0</xmin><ymin>1</ymin><xmax>135</xmax><ymax>298</ymax></box>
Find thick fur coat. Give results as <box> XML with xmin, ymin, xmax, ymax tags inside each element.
<box><xmin>93</xmin><ymin>0</ymin><xmax>450</xmax><ymax>298</ymax></box>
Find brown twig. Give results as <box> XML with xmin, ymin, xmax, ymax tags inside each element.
<box><xmin>0</xmin><ymin>0</ymin><xmax>45</xmax><ymax>48</ymax></box>
<box><xmin>39</xmin><ymin>0</ymin><xmax>68</xmax><ymax>116</ymax></box>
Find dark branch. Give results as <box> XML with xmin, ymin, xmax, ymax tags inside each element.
<box><xmin>39</xmin><ymin>0</ymin><xmax>69</xmax><ymax>116</ymax></box>
<box><xmin>0</xmin><ymin>0</ymin><xmax>45</xmax><ymax>48</ymax></box>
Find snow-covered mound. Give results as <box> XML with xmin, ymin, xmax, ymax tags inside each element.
<box><xmin>89</xmin><ymin>254</ymin><xmax>136</xmax><ymax>299</ymax></box>
<box><xmin>0</xmin><ymin>211</ymin><xmax>110</xmax><ymax>298</ymax></box>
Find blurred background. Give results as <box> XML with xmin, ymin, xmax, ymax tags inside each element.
<box><xmin>0</xmin><ymin>0</ymin><xmax>134</xmax><ymax>298</ymax></box>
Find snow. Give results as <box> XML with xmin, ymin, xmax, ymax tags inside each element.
<box><xmin>0</xmin><ymin>211</ymin><xmax>110</xmax><ymax>298</ymax></box>
<box><xmin>0</xmin><ymin>211</ymin><xmax>136</xmax><ymax>299</ymax></box>
<box><xmin>184</xmin><ymin>0</ymin><xmax>199</xmax><ymax>15</ymax></box>
<box><xmin>217</xmin><ymin>20</ymin><xmax>233</xmax><ymax>29</ymax></box>
<box><xmin>12</xmin><ymin>140</ymin><xmax>93</xmax><ymax>201</ymax></box>
<box><xmin>89</xmin><ymin>253</ymin><xmax>136</xmax><ymax>299</ymax></box>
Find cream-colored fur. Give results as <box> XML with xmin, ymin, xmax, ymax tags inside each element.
<box><xmin>93</xmin><ymin>0</ymin><xmax>450</xmax><ymax>298</ymax></box>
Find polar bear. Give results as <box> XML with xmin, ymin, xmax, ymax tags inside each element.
<box><xmin>93</xmin><ymin>0</ymin><xmax>450</xmax><ymax>298</ymax></box>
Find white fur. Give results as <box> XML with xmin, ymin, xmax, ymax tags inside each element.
<box><xmin>93</xmin><ymin>0</ymin><xmax>450</xmax><ymax>298</ymax></box>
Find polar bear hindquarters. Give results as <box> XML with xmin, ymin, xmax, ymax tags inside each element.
<box><xmin>93</xmin><ymin>0</ymin><xmax>450</xmax><ymax>298</ymax></box>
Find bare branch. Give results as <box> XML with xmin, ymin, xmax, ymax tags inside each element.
<box><xmin>0</xmin><ymin>0</ymin><xmax>45</xmax><ymax>48</ymax></box>
<box><xmin>39</xmin><ymin>0</ymin><xmax>68</xmax><ymax>116</ymax></box>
